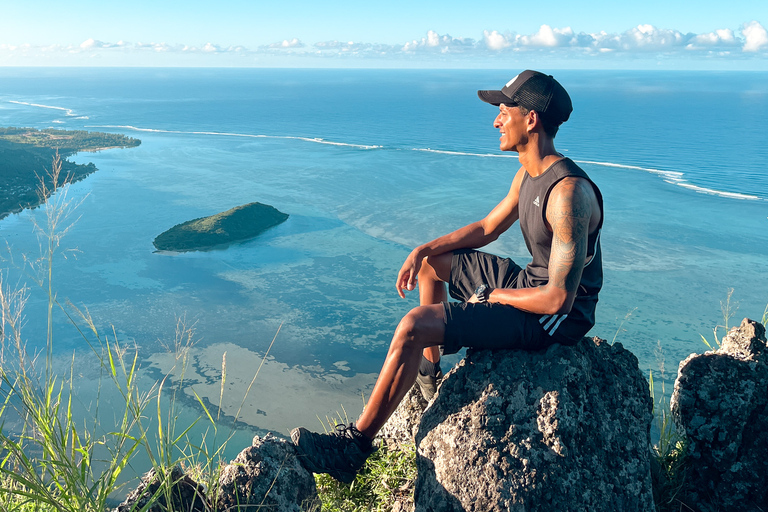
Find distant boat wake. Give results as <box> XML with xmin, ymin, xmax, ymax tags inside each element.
<box><xmin>83</xmin><ymin>123</ymin><xmax>764</xmax><ymax>203</ymax></box>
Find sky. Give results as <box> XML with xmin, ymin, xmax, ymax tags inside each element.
<box><xmin>1</xmin><ymin>0</ymin><xmax>766</xmax><ymax>69</ymax></box>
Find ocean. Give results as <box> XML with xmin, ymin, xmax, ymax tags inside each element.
<box><xmin>0</xmin><ymin>68</ymin><xmax>767</xmax><ymax>451</ymax></box>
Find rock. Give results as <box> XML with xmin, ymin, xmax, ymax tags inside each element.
<box><xmin>671</xmin><ymin>318</ymin><xmax>768</xmax><ymax>511</ymax></box>
<box><xmin>379</xmin><ymin>385</ymin><xmax>429</xmax><ymax>449</ymax></box>
<box><xmin>114</xmin><ymin>465</ymin><xmax>209</xmax><ymax>512</ymax></box>
<box><xmin>377</xmin><ymin>385</ymin><xmax>426</xmax><ymax>512</ymax></box>
<box><xmin>414</xmin><ymin>337</ymin><xmax>655</xmax><ymax>512</ymax></box>
<box><xmin>215</xmin><ymin>433</ymin><xmax>318</xmax><ymax>512</ymax></box>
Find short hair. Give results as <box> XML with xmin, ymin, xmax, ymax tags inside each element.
<box><xmin>516</xmin><ymin>105</ymin><xmax>560</xmax><ymax>138</ymax></box>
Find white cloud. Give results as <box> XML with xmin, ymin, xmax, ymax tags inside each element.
<box><xmin>314</xmin><ymin>41</ymin><xmax>374</xmax><ymax>53</ymax></box>
<box><xmin>267</xmin><ymin>38</ymin><xmax>304</xmax><ymax>49</ymax></box>
<box><xmin>621</xmin><ymin>24</ymin><xmax>685</xmax><ymax>50</ymax></box>
<box><xmin>483</xmin><ymin>30</ymin><xmax>511</xmax><ymax>51</ymax></box>
<box><xmin>3</xmin><ymin>21</ymin><xmax>767</xmax><ymax>66</ymax></box>
<box><xmin>691</xmin><ymin>29</ymin><xmax>737</xmax><ymax>46</ymax></box>
<box><xmin>79</xmin><ymin>39</ymin><xmax>129</xmax><ymax>50</ymax></box>
<box><xmin>135</xmin><ymin>42</ymin><xmax>180</xmax><ymax>52</ymax></box>
<box><xmin>742</xmin><ymin>21</ymin><xmax>768</xmax><ymax>52</ymax></box>
<box><xmin>516</xmin><ymin>25</ymin><xmax>575</xmax><ymax>47</ymax></box>
<box><xmin>402</xmin><ymin>31</ymin><xmax>475</xmax><ymax>53</ymax></box>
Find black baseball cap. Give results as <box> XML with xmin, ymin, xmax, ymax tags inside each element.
<box><xmin>478</xmin><ymin>70</ymin><xmax>572</xmax><ymax>125</ymax></box>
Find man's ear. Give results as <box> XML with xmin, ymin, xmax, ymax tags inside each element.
<box><xmin>526</xmin><ymin>109</ymin><xmax>540</xmax><ymax>133</ymax></box>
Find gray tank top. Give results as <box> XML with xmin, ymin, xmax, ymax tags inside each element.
<box><xmin>517</xmin><ymin>157</ymin><xmax>603</xmax><ymax>342</ymax></box>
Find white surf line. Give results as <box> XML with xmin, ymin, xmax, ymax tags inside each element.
<box><xmin>8</xmin><ymin>100</ymin><xmax>76</xmax><ymax>116</ymax></box>
<box><xmin>85</xmin><ymin>125</ymin><xmax>765</xmax><ymax>202</ymax></box>
<box><xmin>574</xmin><ymin>159</ymin><xmax>684</xmax><ymax>179</ymax></box>
<box><xmin>674</xmin><ymin>182</ymin><xmax>762</xmax><ymax>201</ymax></box>
<box><xmin>412</xmin><ymin>148</ymin><xmax>514</xmax><ymax>158</ymax></box>
<box><xmin>86</xmin><ymin>125</ymin><xmax>383</xmax><ymax>150</ymax></box>
<box><xmin>575</xmin><ymin>159</ymin><xmax>763</xmax><ymax>201</ymax></box>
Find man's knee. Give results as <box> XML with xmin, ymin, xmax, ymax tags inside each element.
<box><xmin>394</xmin><ymin>306</ymin><xmax>445</xmax><ymax>347</ymax></box>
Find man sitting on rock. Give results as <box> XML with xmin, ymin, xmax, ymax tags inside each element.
<box><xmin>291</xmin><ymin>70</ymin><xmax>604</xmax><ymax>484</ymax></box>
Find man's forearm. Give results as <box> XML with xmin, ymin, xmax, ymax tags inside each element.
<box><xmin>416</xmin><ymin>221</ymin><xmax>499</xmax><ymax>259</ymax></box>
<box><xmin>487</xmin><ymin>285</ymin><xmax>573</xmax><ymax>316</ymax></box>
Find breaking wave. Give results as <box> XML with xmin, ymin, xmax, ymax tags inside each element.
<box><xmin>9</xmin><ymin>100</ymin><xmax>76</xmax><ymax>116</ymax></box>
<box><xmin>86</xmin><ymin>124</ymin><xmax>763</xmax><ymax>202</ymax></box>
<box><xmin>86</xmin><ymin>125</ymin><xmax>383</xmax><ymax>150</ymax></box>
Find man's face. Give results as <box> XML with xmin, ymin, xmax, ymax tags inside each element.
<box><xmin>494</xmin><ymin>104</ymin><xmax>527</xmax><ymax>152</ymax></box>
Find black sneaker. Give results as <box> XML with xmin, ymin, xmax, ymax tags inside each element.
<box><xmin>416</xmin><ymin>370</ymin><xmax>443</xmax><ymax>401</ymax></box>
<box><xmin>290</xmin><ymin>423</ymin><xmax>377</xmax><ymax>484</ymax></box>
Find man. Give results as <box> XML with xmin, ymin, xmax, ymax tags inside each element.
<box><xmin>291</xmin><ymin>70</ymin><xmax>604</xmax><ymax>484</ymax></box>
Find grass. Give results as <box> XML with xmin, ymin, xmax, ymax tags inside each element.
<box><xmin>699</xmin><ymin>288</ymin><xmax>738</xmax><ymax>350</ymax></box>
<box><xmin>314</xmin><ymin>442</ymin><xmax>417</xmax><ymax>512</ymax></box>
<box><xmin>648</xmin><ymin>341</ymin><xmax>689</xmax><ymax>512</ymax></box>
<box><xmin>0</xmin><ymin>156</ymin><xmax>265</xmax><ymax>511</ymax></box>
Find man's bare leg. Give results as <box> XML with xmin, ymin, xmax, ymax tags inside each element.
<box><xmin>417</xmin><ymin>253</ymin><xmax>452</xmax><ymax>364</ymax></box>
<box><xmin>355</xmin><ymin>303</ymin><xmax>446</xmax><ymax>439</ymax></box>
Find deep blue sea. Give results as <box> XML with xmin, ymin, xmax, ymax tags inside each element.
<box><xmin>1</xmin><ymin>68</ymin><xmax>767</xmax><ymax>449</ymax></box>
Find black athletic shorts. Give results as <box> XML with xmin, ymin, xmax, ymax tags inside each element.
<box><xmin>441</xmin><ymin>249</ymin><xmax>557</xmax><ymax>355</ymax></box>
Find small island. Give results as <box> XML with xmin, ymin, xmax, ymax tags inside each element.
<box><xmin>153</xmin><ymin>203</ymin><xmax>289</xmax><ymax>252</ymax></box>
<box><xmin>0</xmin><ymin>127</ymin><xmax>141</xmax><ymax>219</ymax></box>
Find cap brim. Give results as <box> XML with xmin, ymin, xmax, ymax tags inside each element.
<box><xmin>477</xmin><ymin>90</ymin><xmax>516</xmax><ymax>106</ymax></box>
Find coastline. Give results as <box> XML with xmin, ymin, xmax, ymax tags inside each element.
<box><xmin>0</xmin><ymin>129</ymin><xmax>141</xmax><ymax>220</ymax></box>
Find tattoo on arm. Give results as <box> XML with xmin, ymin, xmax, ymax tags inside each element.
<box><xmin>548</xmin><ymin>179</ymin><xmax>592</xmax><ymax>293</ymax></box>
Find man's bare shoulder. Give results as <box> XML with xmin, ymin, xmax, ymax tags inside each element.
<box><xmin>508</xmin><ymin>166</ymin><xmax>527</xmax><ymax>193</ymax></box>
<box><xmin>547</xmin><ymin>176</ymin><xmax>601</xmax><ymax>229</ymax></box>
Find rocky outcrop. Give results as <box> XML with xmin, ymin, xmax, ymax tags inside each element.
<box><xmin>671</xmin><ymin>318</ymin><xmax>768</xmax><ymax>511</ymax></box>
<box><xmin>114</xmin><ymin>434</ymin><xmax>317</xmax><ymax>512</ymax></box>
<box><xmin>413</xmin><ymin>337</ymin><xmax>654</xmax><ymax>512</ymax></box>
<box><xmin>379</xmin><ymin>385</ymin><xmax>429</xmax><ymax>449</ymax></box>
<box><xmin>216</xmin><ymin>433</ymin><xmax>318</xmax><ymax>512</ymax></box>
<box><xmin>114</xmin><ymin>465</ymin><xmax>209</xmax><ymax>512</ymax></box>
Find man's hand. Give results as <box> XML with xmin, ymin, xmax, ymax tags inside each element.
<box><xmin>396</xmin><ymin>248</ymin><xmax>424</xmax><ymax>298</ymax></box>
<box><xmin>467</xmin><ymin>294</ymin><xmax>480</xmax><ymax>303</ymax></box>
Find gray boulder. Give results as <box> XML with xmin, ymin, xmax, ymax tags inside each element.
<box><xmin>414</xmin><ymin>337</ymin><xmax>654</xmax><ymax>512</ymax></box>
<box><xmin>114</xmin><ymin>465</ymin><xmax>209</xmax><ymax>512</ymax></box>
<box><xmin>379</xmin><ymin>385</ymin><xmax>429</xmax><ymax>449</ymax></box>
<box><xmin>670</xmin><ymin>318</ymin><xmax>768</xmax><ymax>511</ymax></box>
<box><xmin>216</xmin><ymin>433</ymin><xmax>318</xmax><ymax>512</ymax></box>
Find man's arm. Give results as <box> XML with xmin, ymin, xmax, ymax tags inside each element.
<box><xmin>396</xmin><ymin>167</ymin><xmax>526</xmax><ymax>298</ymax></box>
<box><xmin>480</xmin><ymin>176</ymin><xmax>596</xmax><ymax>315</ymax></box>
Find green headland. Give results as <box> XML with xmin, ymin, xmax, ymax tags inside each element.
<box><xmin>0</xmin><ymin>127</ymin><xmax>141</xmax><ymax>219</ymax></box>
<box><xmin>153</xmin><ymin>202</ymin><xmax>289</xmax><ymax>252</ymax></box>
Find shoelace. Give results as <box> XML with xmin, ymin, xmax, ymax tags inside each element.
<box><xmin>332</xmin><ymin>423</ymin><xmax>357</xmax><ymax>440</ymax></box>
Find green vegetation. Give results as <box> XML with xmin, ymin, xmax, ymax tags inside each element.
<box><xmin>0</xmin><ymin>158</ymin><xmax>248</xmax><ymax>511</ymax></box>
<box><xmin>649</xmin><ymin>342</ymin><xmax>688</xmax><ymax>512</ymax></box>
<box><xmin>315</xmin><ymin>442</ymin><xmax>416</xmax><ymax>512</ymax></box>
<box><xmin>0</xmin><ymin>127</ymin><xmax>141</xmax><ymax>220</ymax></box>
<box><xmin>153</xmin><ymin>203</ymin><xmax>289</xmax><ymax>252</ymax></box>
<box><xmin>0</xmin><ymin>127</ymin><xmax>140</xmax><ymax>154</ymax></box>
